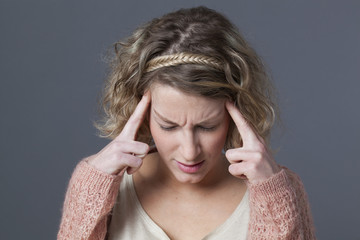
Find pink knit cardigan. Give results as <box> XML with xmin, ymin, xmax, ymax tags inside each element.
<box><xmin>58</xmin><ymin>161</ymin><xmax>316</xmax><ymax>239</ymax></box>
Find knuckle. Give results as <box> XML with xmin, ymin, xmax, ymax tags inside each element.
<box><xmin>253</xmin><ymin>152</ymin><xmax>263</xmax><ymax>161</ymax></box>
<box><xmin>228</xmin><ymin>164</ymin><xmax>237</xmax><ymax>174</ymax></box>
<box><xmin>134</xmin><ymin>142</ymin><xmax>149</xmax><ymax>154</ymax></box>
<box><xmin>225</xmin><ymin>150</ymin><xmax>232</xmax><ymax>158</ymax></box>
<box><xmin>248</xmin><ymin>162</ymin><xmax>257</xmax><ymax>172</ymax></box>
<box><xmin>140</xmin><ymin>143</ymin><xmax>150</xmax><ymax>152</ymax></box>
<box><xmin>130</xmin><ymin>157</ymin><xmax>143</xmax><ymax>168</ymax></box>
<box><xmin>111</xmin><ymin>141</ymin><xmax>126</xmax><ymax>152</ymax></box>
<box><xmin>118</xmin><ymin>153</ymin><xmax>133</xmax><ymax>165</ymax></box>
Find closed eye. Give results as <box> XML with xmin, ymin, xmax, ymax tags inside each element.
<box><xmin>197</xmin><ymin>125</ymin><xmax>217</xmax><ymax>132</ymax></box>
<box><xmin>160</xmin><ymin>125</ymin><xmax>177</xmax><ymax>131</ymax></box>
<box><xmin>159</xmin><ymin>124</ymin><xmax>218</xmax><ymax>132</ymax></box>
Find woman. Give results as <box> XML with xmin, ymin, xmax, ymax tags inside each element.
<box><xmin>58</xmin><ymin>6</ymin><xmax>315</xmax><ymax>240</ymax></box>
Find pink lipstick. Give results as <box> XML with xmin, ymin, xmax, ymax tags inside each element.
<box><xmin>176</xmin><ymin>160</ymin><xmax>205</xmax><ymax>173</ymax></box>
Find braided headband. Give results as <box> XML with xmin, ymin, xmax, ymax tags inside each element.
<box><xmin>145</xmin><ymin>53</ymin><xmax>223</xmax><ymax>73</ymax></box>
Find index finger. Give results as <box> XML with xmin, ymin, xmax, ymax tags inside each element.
<box><xmin>225</xmin><ymin>101</ymin><xmax>258</xmax><ymax>146</ymax></box>
<box><xmin>119</xmin><ymin>92</ymin><xmax>151</xmax><ymax>140</ymax></box>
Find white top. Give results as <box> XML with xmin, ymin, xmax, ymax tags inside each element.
<box><xmin>108</xmin><ymin>173</ymin><xmax>249</xmax><ymax>240</ymax></box>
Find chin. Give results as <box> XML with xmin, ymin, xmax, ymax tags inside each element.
<box><xmin>174</xmin><ymin>173</ymin><xmax>206</xmax><ymax>184</ymax></box>
<box><xmin>171</xmin><ymin>166</ymin><xmax>210</xmax><ymax>184</ymax></box>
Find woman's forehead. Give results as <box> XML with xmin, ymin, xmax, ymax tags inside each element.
<box><xmin>150</xmin><ymin>83</ymin><xmax>224</xmax><ymax>102</ymax></box>
<box><xmin>150</xmin><ymin>84</ymin><xmax>226</xmax><ymax>123</ymax></box>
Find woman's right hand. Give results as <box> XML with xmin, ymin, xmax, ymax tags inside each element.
<box><xmin>87</xmin><ymin>92</ymin><xmax>151</xmax><ymax>175</ymax></box>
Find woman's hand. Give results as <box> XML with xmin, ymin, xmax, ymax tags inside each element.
<box><xmin>225</xmin><ymin>101</ymin><xmax>280</xmax><ymax>184</ymax></box>
<box><xmin>87</xmin><ymin>93</ymin><xmax>151</xmax><ymax>175</ymax></box>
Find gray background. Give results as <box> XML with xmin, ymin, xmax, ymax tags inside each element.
<box><xmin>1</xmin><ymin>0</ymin><xmax>359</xmax><ymax>239</ymax></box>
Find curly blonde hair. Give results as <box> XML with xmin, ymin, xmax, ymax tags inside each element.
<box><xmin>96</xmin><ymin>6</ymin><xmax>277</xmax><ymax>150</ymax></box>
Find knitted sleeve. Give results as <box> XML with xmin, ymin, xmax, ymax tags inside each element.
<box><xmin>57</xmin><ymin>160</ymin><xmax>122</xmax><ymax>240</ymax></box>
<box><xmin>247</xmin><ymin>167</ymin><xmax>316</xmax><ymax>240</ymax></box>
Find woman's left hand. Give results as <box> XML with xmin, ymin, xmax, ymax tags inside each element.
<box><xmin>225</xmin><ymin>101</ymin><xmax>280</xmax><ymax>184</ymax></box>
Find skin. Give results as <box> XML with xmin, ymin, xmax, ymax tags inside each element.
<box><xmin>86</xmin><ymin>84</ymin><xmax>280</xmax><ymax>239</ymax></box>
<box><xmin>135</xmin><ymin>84</ymin><xmax>246</xmax><ymax>239</ymax></box>
<box><xmin>86</xmin><ymin>92</ymin><xmax>151</xmax><ymax>175</ymax></box>
<box><xmin>225</xmin><ymin>101</ymin><xmax>280</xmax><ymax>184</ymax></box>
<box><xmin>147</xmin><ymin>84</ymin><xmax>231</xmax><ymax>186</ymax></box>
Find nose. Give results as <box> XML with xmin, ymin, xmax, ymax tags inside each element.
<box><xmin>179</xmin><ymin>130</ymin><xmax>201</xmax><ymax>162</ymax></box>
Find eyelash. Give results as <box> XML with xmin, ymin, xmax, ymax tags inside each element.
<box><xmin>159</xmin><ymin>125</ymin><xmax>217</xmax><ymax>132</ymax></box>
<box><xmin>160</xmin><ymin>125</ymin><xmax>177</xmax><ymax>131</ymax></box>
<box><xmin>198</xmin><ymin>126</ymin><xmax>216</xmax><ymax>132</ymax></box>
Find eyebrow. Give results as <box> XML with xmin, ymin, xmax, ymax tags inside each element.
<box><xmin>153</xmin><ymin>109</ymin><xmax>177</xmax><ymax>124</ymax></box>
<box><xmin>153</xmin><ymin>108</ymin><xmax>223</xmax><ymax>125</ymax></box>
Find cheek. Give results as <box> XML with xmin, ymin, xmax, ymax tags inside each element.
<box><xmin>204</xmin><ymin>124</ymin><xmax>229</xmax><ymax>154</ymax></box>
<box><xmin>150</xmin><ymin>118</ymin><xmax>170</xmax><ymax>150</ymax></box>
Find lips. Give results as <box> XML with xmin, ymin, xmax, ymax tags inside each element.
<box><xmin>176</xmin><ymin>160</ymin><xmax>205</xmax><ymax>173</ymax></box>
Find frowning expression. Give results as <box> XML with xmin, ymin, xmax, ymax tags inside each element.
<box><xmin>149</xmin><ymin>84</ymin><xmax>230</xmax><ymax>184</ymax></box>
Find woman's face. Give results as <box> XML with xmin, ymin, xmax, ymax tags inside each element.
<box><xmin>149</xmin><ymin>84</ymin><xmax>230</xmax><ymax>184</ymax></box>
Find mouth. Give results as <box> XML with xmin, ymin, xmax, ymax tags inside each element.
<box><xmin>175</xmin><ymin>160</ymin><xmax>205</xmax><ymax>174</ymax></box>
